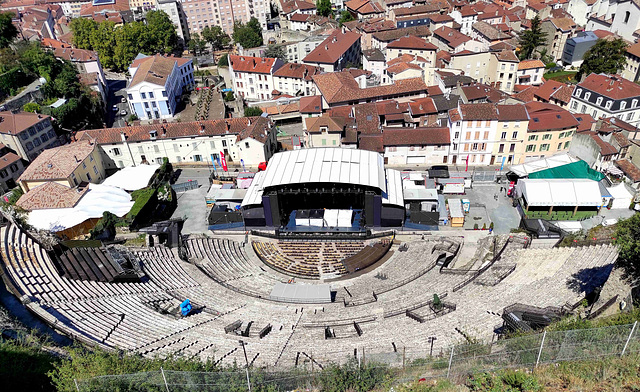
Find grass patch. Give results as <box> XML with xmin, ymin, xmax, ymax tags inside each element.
<box><xmin>123</xmin><ymin>234</ymin><xmax>146</xmax><ymax>247</ymax></box>
<box><xmin>543</xmin><ymin>70</ymin><xmax>578</xmax><ymax>84</ymax></box>
<box><xmin>127</xmin><ymin>187</ymin><xmax>156</xmax><ymax>221</ymax></box>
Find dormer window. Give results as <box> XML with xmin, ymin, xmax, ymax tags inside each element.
<box><xmin>632</xmin><ymin>99</ymin><xmax>638</xmax><ymax>108</ymax></box>
<box><xmin>584</xmin><ymin>92</ymin><xmax>591</xmax><ymax>101</ymax></box>
<box><xmin>575</xmin><ymin>88</ymin><xmax>582</xmax><ymax>97</ymax></box>
<box><xmin>605</xmin><ymin>100</ymin><xmax>613</xmax><ymax>109</ymax></box>
<box><xmin>620</xmin><ymin>101</ymin><xmax>627</xmax><ymax>110</ymax></box>
<box><xmin>596</xmin><ymin>97</ymin><xmax>603</xmax><ymax>106</ymax></box>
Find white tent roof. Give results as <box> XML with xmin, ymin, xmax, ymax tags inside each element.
<box><xmin>28</xmin><ymin>183</ymin><xmax>134</xmax><ymax>232</ymax></box>
<box><xmin>102</xmin><ymin>164</ymin><xmax>160</xmax><ymax>191</ymax></box>
<box><xmin>448</xmin><ymin>198</ymin><xmax>464</xmax><ymax>218</ymax></box>
<box><xmin>382</xmin><ymin>169</ymin><xmax>403</xmax><ymax>207</ymax></box>
<box><xmin>517</xmin><ymin>179</ymin><xmax>602</xmax><ymax>207</ymax></box>
<box><xmin>509</xmin><ymin>153</ymin><xmax>580</xmax><ymax>177</ymax></box>
<box><xmin>607</xmin><ymin>182</ymin><xmax>633</xmax><ymax>200</ymax></box>
<box><xmin>260</xmin><ymin>148</ymin><xmax>386</xmax><ymax>192</ymax></box>
<box><xmin>241</xmin><ymin>170</ymin><xmax>266</xmax><ymax>207</ymax></box>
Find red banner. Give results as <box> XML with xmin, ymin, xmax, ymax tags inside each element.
<box><xmin>465</xmin><ymin>154</ymin><xmax>469</xmax><ymax>172</ymax></box>
<box><xmin>220</xmin><ymin>151</ymin><xmax>228</xmax><ymax>172</ymax></box>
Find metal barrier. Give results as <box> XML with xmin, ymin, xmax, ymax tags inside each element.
<box><xmin>171</xmin><ymin>180</ymin><xmax>199</xmax><ymax>193</ymax></box>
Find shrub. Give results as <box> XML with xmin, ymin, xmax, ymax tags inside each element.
<box><xmin>244</xmin><ymin>106</ymin><xmax>263</xmax><ymax>117</ymax></box>
<box><xmin>317</xmin><ymin>360</ymin><xmax>391</xmax><ymax>392</ymax></box>
<box><xmin>482</xmin><ymin>223</ymin><xmax>487</xmax><ymax>230</ymax></box>
<box><xmin>127</xmin><ymin>187</ymin><xmax>156</xmax><ymax>221</ymax></box>
<box><xmin>474</xmin><ymin>223</ymin><xmax>479</xmax><ymax>230</ymax></box>
<box><xmin>127</xmin><ymin>114</ymin><xmax>138</xmax><ymax>122</ymax></box>
<box><xmin>23</xmin><ymin>102</ymin><xmax>41</xmax><ymax>113</ymax></box>
<box><xmin>224</xmin><ymin>91</ymin><xmax>234</xmax><ymax>101</ymax></box>
<box><xmin>89</xmin><ymin>211</ymin><xmax>121</xmax><ymax>240</ymax></box>
<box><xmin>3</xmin><ymin>187</ymin><xmax>23</xmax><ymax>205</ymax></box>
<box><xmin>217</xmin><ymin>53</ymin><xmax>228</xmax><ymax>67</ymax></box>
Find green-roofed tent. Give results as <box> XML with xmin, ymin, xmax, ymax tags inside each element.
<box><xmin>528</xmin><ymin>160</ymin><xmax>605</xmax><ymax>181</ymax></box>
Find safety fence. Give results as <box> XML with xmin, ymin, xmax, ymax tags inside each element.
<box><xmin>74</xmin><ymin>321</ymin><xmax>640</xmax><ymax>391</ymax></box>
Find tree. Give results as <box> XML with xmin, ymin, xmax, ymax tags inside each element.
<box><xmin>233</xmin><ymin>18</ymin><xmax>263</xmax><ymax>48</ymax></box>
<box><xmin>217</xmin><ymin>53</ymin><xmax>229</xmax><ymax>67</ymax></box>
<box><xmin>339</xmin><ymin>10</ymin><xmax>355</xmax><ymax>25</ymax></box>
<box><xmin>0</xmin><ymin>12</ymin><xmax>18</xmax><ymax>48</ymax></box>
<box><xmin>144</xmin><ymin>10</ymin><xmax>179</xmax><ymax>53</ymax></box>
<box><xmin>188</xmin><ymin>33</ymin><xmax>204</xmax><ymax>55</ymax></box>
<box><xmin>244</xmin><ymin>106</ymin><xmax>263</xmax><ymax>116</ymax></box>
<box><xmin>224</xmin><ymin>91</ymin><xmax>234</xmax><ymax>101</ymax></box>
<box><xmin>316</xmin><ymin>0</ymin><xmax>333</xmax><ymax>17</ymax></box>
<box><xmin>517</xmin><ymin>16</ymin><xmax>547</xmax><ymax>60</ymax></box>
<box><xmin>614</xmin><ymin>214</ymin><xmax>640</xmax><ymax>284</ymax></box>
<box><xmin>263</xmin><ymin>44</ymin><xmax>287</xmax><ymax>62</ymax></box>
<box><xmin>577</xmin><ymin>38</ymin><xmax>628</xmax><ymax>80</ymax></box>
<box><xmin>22</xmin><ymin>102</ymin><xmax>40</xmax><ymax>113</ymax></box>
<box><xmin>70</xmin><ymin>17</ymin><xmax>98</xmax><ymax>49</ymax></box>
<box><xmin>201</xmin><ymin>25</ymin><xmax>230</xmax><ymax>51</ymax></box>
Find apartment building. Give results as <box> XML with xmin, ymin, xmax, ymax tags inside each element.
<box><xmin>75</xmin><ymin>117</ymin><xmax>277</xmax><ymax>168</ymax></box>
<box><xmin>523</xmin><ymin>101</ymin><xmax>578</xmax><ymax>161</ymax></box>
<box><xmin>381</xmin><ymin>127</ymin><xmax>451</xmax><ymax>165</ymax></box>
<box><xmin>622</xmin><ymin>42</ymin><xmax>640</xmax><ymax>83</ymax></box>
<box><xmin>0</xmin><ymin>111</ymin><xmax>59</xmax><ymax>162</ymax></box>
<box><xmin>272</xmin><ymin>63</ymin><xmax>322</xmax><ymax>97</ymax></box>
<box><xmin>0</xmin><ymin>144</ymin><xmax>25</xmax><ymax>192</ymax></box>
<box><xmin>517</xmin><ymin>59</ymin><xmax>545</xmax><ymax>86</ymax></box>
<box><xmin>126</xmin><ymin>54</ymin><xmax>194</xmax><ymax>121</ymax></box>
<box><xmin>586</xmin><ymin>0</ymin><xmax>640</xmax><ymax>41</ymax></box>
<box><xmin>157</xmin><ymin>0</ymin><xmax>190</xmax><ymax>43</ymax></box>
<box><xmin>229</xmin><ymin>55</ymin><xmax>285</xmax><ymax>101</ymax></box>
<box><xmin>303</xmin><ymin>30</ymin><xmax>362</xmax><ymax>72</ymax></box>
<box><xmin>447</xmin><ymin>103</ymin><xmax>499</xmax><ymax>166</ymax></box>
<box><xmin>540</xmin><ymin>17</ymin><xmax>576</xmax><ymax>62</ymax></box>
<box><xmin>449</xmin><ymin>50</ymin><xmax>519</xmax><ymax>93</ymax></box>
<box><xmin>384</xmin><ymin>35</ymin><xmax>437</xmax><ymax>65</ymax></box>
<box><xmin>179</xmin><ymin>0</ymin><xmax>269</xmax><ymax>35</ymax></box>
<box><xmin>569</xmin><ymin>73</ymin><xmax>640</xmax><ymax>126</ymax></box>
<box><xmin>493</xmin><ymin>104</ymin><xmax>529</xmax><ymax>166</ymax></box>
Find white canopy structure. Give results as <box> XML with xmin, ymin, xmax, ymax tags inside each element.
<box><xmin>509</xmin><ymin>153</ymin><xmax>580</xmax><ymax>177</ymax></box>
<box><xmin>517</xmin><ymin>179</ymin><xmax>602</xmax><ymax>207</ymax></box>
<box><xmin>28</xmin><ymin>184</ymin><xmax>134</xmax><ymax>232</ymax></box>
<box><xmin>607</xmin><ymin>183</ymin><xmax>634</xmax><ymax>209</ymax></box>
<box><xmin>102</xmin><ymin>164</ymin><xmax>160</xmax><ymax>191</ymax></box>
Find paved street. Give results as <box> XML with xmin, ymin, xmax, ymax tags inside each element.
<box><xmin>170</xmin><ymin>168</ymin><xmax>211</xmax><ymax>234</ymax></box>
<box><xmin>106</xmin><ymin>79</ymin><xmax>128</xmax><ymax>128</ymax></box>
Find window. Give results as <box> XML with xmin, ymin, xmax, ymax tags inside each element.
<box><xmin>25</xmin><ymin>142</ymin><xmax>34</xmax><ymax>151</ymax></box>
<box><xmin>141</xmin><ymin>92</ymin><xmax>146</xmax><ymax>99</ymax></box>
<box><xmin>154</xmin><ymin>145</ymin><xmax>160</xmax><ymax>153</ymax></box>
<box><xmin>605</xmin><ymin>100</ymin><xmax>613</xmax><ymax>109</ymax></box>
<box><xmin>93</xmin><ymin>166</ymin><xmax>99</xmax><ymax>175</ymax></box>
<box><xmin>86</xmin><ymin>173</ymin><xmax>91</xmax><ymax>182</ymax></box>
<box><xmin>526</xmin><ymin>144</ymin><xmax>536</xmax><ymax>152</ymax></box>
<box><xmin>498</xmin><ymin>144</ymin><xmax>504</xmax><ymax>153</ymax></box>
<box><xmin>193</xmin><ymin>154</ymin><xmax>202</xmax><ymax>161</ymax></box>
<box><xmin>144</xmin><ymin>102</ymin><xmax>149</xmax><ymax>109</ymax></box>
<box><xmin>501</xmin><ymin>132</ymin><xmax>507</xmax><ymax>139</ymax></box>
<box><xmin>542</xmin><ymin>134</ymin><xmax>551</xmax><ymax>140</ymax></box>
<box><xmin>627</xmin><ymin>112</ymin><xmax>634</xmax><ymax>121</ymax></box>
<box><xmin>509</xmin><ymin>143</ymin><xmax>515</xmax><ymax>153</ymax></box>
<box><xmin>632</xmin><ymin>99</ymin><xmax>638</xmax><ymax>108</ymax></box>
<box><xmin>0</xmin><ymin>170</ymin><xmax>6</xmax><ymax>178</ymax></box>
<box><xmin>625</xmin><ymin>10</ymin><xmax>631</xmax><ymax>23</ymax></box>
<box><xmin>222</xmin><ymin>140</ymin><xmax>227</xmax><ymax>147</ymax></box>
<box><xmin>113</xmin><ymin>148</ymin><xmax>121</xmax><ymax>156</ymax></box>
<box><xmin>621</xmin><ymin>101</ymin><xmax>627</xmax><ymax>110</ymax></box>
<box><xmin>540</xmin><ymin>144</ymin><xmax>550</xmax><ymax>151</ymax></box>
<box><xmin>472</xmin><ymin>143</ymin><xmax>478</xmax><ymax>150</ymax></box>
<box><xmin>474</xmin><ymin>131</ymin><xmax>480</xmax><ymax>139</ymax></box>
<box><xmin>162</xmin><ymin>91</ymin><xmax>168</xmax><ymax>97</ymax></box>
<box><xmin>33</xmin><ymin>138</ymin><xmax>41</xmax><ymax>147</ymax></box>
<box><xmin>571</xmin><ymin>101</ymin><xmax>578</xmax><ymax>110</ymax></box>
<box><xmin>454</xmin><ymin>132</ymin><xmax>459</xmax><ymax>139</ymax></box>
<box><xmin>20</xmin><ymin>132</ymin><xmax>29</xmax><ymax>140</ymax></box>
<box><xmin>245</xmin><ymin>142</ymin><xmax>250</xmax><ymax>148</ymax></box>
<box><xmin>138</xmin><ymin>146</ymin><xmax>143</xmax><ymax>153</ymax></box>
<box><xmin>575</xmin><ymin>88</ymin><xmax>582</xmax><ymax>97</ymax></box>
<box><xmin>149</xmin><ymin>92</ymin><xmax>154</xmax><ymax>99</ymax></box>
<box><xmin>528</xmin><ymin>135</ymin><xmax>538</xmax><ymax>141</ymax></box>
<box><xmin>128</xmin><ymin>94</ymin><xmax>133</xmax><ymax>100</ymax></box>
<box><xmin>512</xmin><ymin>131</ymin><xmax>518</xmax><ymax>139</ymax></box>
<box><xmin>584</xmin><ymin>92</ymin><xmax>591</xmax><ymax>101</ymax></box>
<box><xmin>28</xmin><ymin>127</ymin><xmax>36</xmax><ymax>136</ymax></box>
<box><xmin>558</xmin><ymin>143</ymin><xmax>562</xmax><ymax>150</ymax></box>
<box><xmin>564</xmin><ymin>141</ymin><xmax>570</xmax><ymax>149</ymax></box>
<box><xmin>48</xmin><ymin>130</ymin><xmax>55</xmax><ymax>138</ymax></box>
<box><xmin>465</xmin><ymin>132</ymin><xmax>471</xmax><ymax>139</ymax></box>
<box><xmin>483</xmin><ymin>131</ymin><xmax>489</xmax><ymax>139</ymax></box>
<box><xmin>596</xmin><ymin>97</ymin><xmax>603</xmax><ymax>106</ymax></box>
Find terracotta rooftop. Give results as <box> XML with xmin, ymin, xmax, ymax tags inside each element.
<box><xmin>289</xmin><ymin>13</ymin><xmax>311</xmax><ymax>22</ymax></box>
<box><xmin>0</xmin><ymin>152</ymin><xmax>21</xmax><ymax>171</ymax></box>
<box><xmin>524</xmin><ymin>102</ymin><xmax>579</xmax><ymax>131</ymax></box>
<box><xmin>129</xmin><ymin>54</ymin><xmax>191</xmax><ymax>88</ymax></box>
<box><xmin>459</xmin><ymin>103</ymin><xmax>499</xmax><ymax>120</ymax></box>
<box><xmin>273</xmin><ymin>63</ymin><xmax>321</xmax><ymax>81</ymax></box>
<box><xmin>493</xmin><ymin>50</ymin><xmax>519</xmax><ymax>62</ymax></box>
<box><xmin>461</xmin><ymin>83</ymin><xmax>508</xmax><ymax>102</ymax></box>
<box><xmin>382</xmin><ymin>126</ymin><xmax>450</xmax><ymax>146</ymax></box>
<box><xmin>78</xmin><ymin>72</ymin><xmax>99</xmax><ymax>86</ymax></box>
<box><xmin>371</xmin><ymin>25</ymin><xmax>431</xmax><ymax>42</ymax></box>
<box><xmin>358</xmin><ymin>134</ymin><xmax>384</xmax><ymax>152</ymax></box>
<box><xmin>626</xmin><ymin>42</ymin><xmax>640</xmax><ymax>58</ymax></box>
<box><xmin>363</xmin><ymin>48</ymin><xmax>386</xmax><ymax>62</ymax></box>
<box><xmin>280</xmin><ymin>0</ymin><xmax>315</xmax><ymax>14</ymax></box>
<box><xmin>549</xmin><ymin>17</ymin><xmax>576</xmax><ymax>32</ymax></box>
<box><xmin>79</xmin><ymin>0</ymin><xmax>129</xmax><ymax>16</ymax></box>
<box><xmin>0</xmin><ymin>111</ymin><xmax>50</xmax><ymax>135</ymax></box>
<box><xmin>76</xmin><ymin>117</ymin><xmax>273</xmax><ymax>145</ymax></box>
<box><xmin>386</xmin><ymin>62</ymin><xmax>423</xmax><ymax>75</ymax></box>
<box><xmin>614</xmin><ymin>159</ymin><xmax>640</xmax><ymax>182</ymax></box>
<box><xmin>497</xmin><ymin>104</ymin><xmax>529</xmax><ymax>121</ymax></box>
<box><xmin>299</xmin><ymin>95</ymin><xmax>323</xmax><ymax>113</ymax></box>
<box><xmin>354</xmin><ymin>103</ymin><xmax>381</xmax><ymax>135</ymax></box>
<box><xmin>304</xmin><ymin>115</ymin><xmax>345</xmax><ymax>133</ymax></box>
<box><xmin>303</xmin><ymin>30</ymin><xmax>361</xmax><ymax>65</ymax></box>
<box><xmin>229</xmin><ymin>55</ymin><xmax>277</xmax><ymax>75</ymax></box>
<box><xmin>16</xmin><ymin>182</ymin><xmax>88</xmax><ymax>211</ymax></box>
<box><xmin>313</xmin><ymin>71</ymin><xmax>427</xmax><ymax>105</ymax></box>
<box><xmin>518</xmin><ymin>59</ymin><xmax>545</xmax><ymax>70</ymax></box>
<box><xmin>432</xmin><ymin>26</ymin><xmax>471</xmax><ymax>48</ymax></box>
<box><xmin>408</xmin><ymin>97</ymin><xmax>438</xmax><ymax>116</ymax></box>
<box><xmin>533</xmin><ymin>79</ymin><xmax>564</xmax><ymax>101</ymax></box>
<box><xmin>387</xmin><ymin>53</ymin><xmax>429</xmax><ymax>66</ymax></box>
<box><xmin>392</xmin><ymin>1</ymin><xmax>451</xmax><ymax>16</ymax></box>
<box><xmin>387</xmin><ymin>35</ymin><xmax>438</xmax><ymax>51</ymax></box>
<box><xmin>578</xmin><ymin>74</ymin><xmax>640</xmax><ymax>100</ymax></box>
<box><xmin>550</xmin><ymin>84</ymin><xmax>575</xmax><ymax>104</ymax></box>
<box><xmin>513</xmin><ymin>86</ymin><xmax>538</xmax><ymax>102</ymax></box>
<box><xmin>585</xmin><ymin>131</ymin><xmax>618</xmax><ymax>155</ymax></box>
<box><xmin>19</xmin><ymin>140</ymin><xmax>95</xmax><ymax>182</ymax></box>
<box><xmin>472</xmin><ymin>21</ymin><xmax>511</xmax><ymax>41</ymax></box>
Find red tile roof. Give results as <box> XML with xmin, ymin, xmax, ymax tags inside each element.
<box><xmin>19</xmin><ymin>140</ymin><xmax>96</xmax><ymax>182</ymax></box>
<box><xmin>386</xmin><ymin>62</ymin><xmax>423</xmax><ymax>74</ymax></box>
<box><xmin>281</xmin><ymin>0</ymin><xmax>315</xmax><ymax>14</ymax></box>
<box><xmin>0</xmin><ymin>152</ymin><xmax>21</xmax><ymax>171</ymax></box>
<box><xmin>303</xmin><ymin>30</ymin><xmax>361</xmax><ymax>65</ymax></box>
<box><xmin>573</xmin><ymin>113</ymin><xmax>595</xmax><ymax>132</ymax></box>
<box><xmin>273</xmin><ymin>63</ymin><xmax>321</xmax><ymax>81</ymax></box>
<box><xmin>533</xmin><ymin>79</ymin><xmax>564</xmax><ymax>101</ymax></box>
<box><xmin>387</xmin><ymin>35</ymin><xmax>438</xmax><ymax>51</ymax></box>
<box><xmin>408</xmin><ymin>97</ymin><xmax>438</xmax><ymax>116</ymax></box>
<box><xmin>16</xmin><ymin>182</ymin><xmax>88</xmax><ymax>210</ymax></box>
<box><xmin>459</xmin><ymin>103</ymin><xmax>499</xmax><ymax>120</ymax></box>
<box><xmin>289</xmin><ymin>13</ymin><xmax>311</xmax><ymax>22</ymax></box>
<box><xmin>0</xmin><ymin>111</ymin><xmax>50</xmax><ymax>135</ymax></box>
<box><xmin>497</xmin><ymin>104</ymin><xmax>529</xmax><ymax>120</ymax></box>
<box><xmin>313</xmin><ymin>71</ymin><xmax>427</xmax><ymax>105</ymax></box>
<box><xmin>229</xmin><ymin>55</ymin><xmax>278</xmax><ymax>75</ymax></box>
<box><xmin>518</xmin><ymin>59</ymin><xmax>545</xmax><ymax>70</ymax></box>
<box><xmin>387</xmin><ymin>53</ymin><xmax>429</xmax><ymax>66</ymax></box>
<box><xmin>76</xmin><ymin>117</ymin><xmax>273</xmax><ymax>145</ymax></box>
<box><xmin>461</xmin><ymin>83</ymin><xmax>508</xmax><ymax>102</ymax></box>
<box><xmin>524</xmin><ymin>102</ymin><xmax>578</xmax><ymax>131</ymax></box>
<box><xmin>129</xmin><ymin>54</ymin><xmax>191</xmax><ymax>88</ymax></box>
<box><xmin>299</xmin><ymin>95</ymin><xmax>323</xmax><ymax>113</ymax></box>
<box><xmin>354</xmin><ymin>103</ymin><xmax>381</xmax><ymax>134</ymax></box>
<box><xmin>578</xmin><ymin>74</ymin><xmax>640</xmax><ymax>100</ymax></box>
<box><xmin>614</xmin><ymin>159</ymin><xmax>640</xmax><ymax>182</ymax></box>
<box><xmin>371</xmin><ymin>25</ymin><xmax>432</xmax><ymax>42</ymax></box>
<box><xmin>382</xmin><ymin>126</ymin><xmax>450</xmax><ymax>146</ymax></box>
<box><xmin>432</xmin><ymin>26</ymin><xmax>471</xmax><ymax>48</ymax></box>
<box><xmin>358</xmin><ymin>134</ymin><xmax>384</xmax><ymax>152</ymax></box>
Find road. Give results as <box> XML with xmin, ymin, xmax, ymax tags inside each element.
<box><xmin>105</xmin><ymin>78</ymin><xmax>128</xmax><ymax>128</ymax></box>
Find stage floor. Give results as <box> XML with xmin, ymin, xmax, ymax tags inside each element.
<box><xmin>284</xmin><ymin>210</ymin><xmax>364</xmax><ymax>233</ymax></box>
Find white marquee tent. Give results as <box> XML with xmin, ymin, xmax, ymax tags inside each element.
<box><xmin>517</xmin><ymin>179</ymin><xmax>602</xmax><ymax>207</ymax></box>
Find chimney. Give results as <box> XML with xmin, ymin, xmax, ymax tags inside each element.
<box><xmin>325</xmin><ymin>44</ymin><xmax>328</xmax><ymax>50</ymax></box>
<box><xmin>200</xmin><ymin>123</ymin><xmax>205</xmax><ymax>133</ymax></box>
<box><xmin>161</xmin><ymin>125</ymin><xmax>166</xmax><ymax>135</ymax></box>
<box><xmin>342</xmin><ymin>26</ymin><xmax>346</xmax><ymax>34</ymax></box>
<box><xmin>74</xmin><ymin>155</ymin><xmax>79</xmax><ymax>162</ymax></box>
<box><xmin>149</xmin><ymin>129</ymin><xmax>157</xmax><ymax>140</ymax></box>
<box><xmin>248</xmin><ymin>119</ymin><xmax>252</xmax><ymax>126</ymax></box>
<box><xmin>120</xmin><ymin>131</ymin><xmax>127</xmax><ymax>141</ymax></box>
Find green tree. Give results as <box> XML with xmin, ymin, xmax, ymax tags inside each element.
<box><xmin>188</xmin><ymin>32</ymin><xmax>204</xmax><ymax>55</ymax></box>
<box><xmin>244</xmin><ymin>106</ymin><xmax>263</xmax><ymax>116</ymax></box>
<box><xmin>201</xmin><ymin>25</ymin><xmax>230</xmax><ymax>51</ymax></box>
<box><xmin>217</xmin><ymin>53</ymin><xmax>229</xmax><ymax>67</ymax></box>
<box><xmin>144</xmin><ymin>10</ymin><xmax>179</xmax><ymax>53</ymax></box>
<box><xmin>69</xmin><ymin>17</ymin><xmax>98</xmax><ymax>49</ymax></box>
<box><xmin>263</xmin><ymin>44</ymin><xmax>287</xmax><ymax>62</ymax></box>
<box><xmin>0</xmin><ymin>12</ymin><xmax>19</xmax><ymax>48</ymax></box>
<box><xmin>614</xmin><ymin>214</ymin><xmax>640</xmax><ymax>284</ymax></box>
<box><xmin>316</xmin><ymin>0</ymin><xmax>333</xmax><ymax>17</ymax></box>
<box><xmin>233</xmin><ymin>18</ymin><xmax>263</xmax><ymax>48</ymax></box>
<box><xmin>22</xmin><ymin>102</ymin><xmax>41</xmax><ymax>113</ymax></box>
<box><xmin>577</xmin><ymin>38</ymin><xmax>628</xmax><ymax>80</ymax></box>
<box><xmin>517</xmin><ymin>16</ymin><xmax>547</xmax><ymax>60</ymax></box>
<box><xmin>89</xmin><ymin>21</ymin><xmax>117</xmax><ymax>69</ymax></box>
<box><xmin>339</xmin><ymin>10</ymin><xmax>355</xmax><ymax>24</ymax></box>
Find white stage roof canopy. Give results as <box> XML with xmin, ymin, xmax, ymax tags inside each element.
<box><xmin>517</xmin><ymin>179</ymin><xmax>602</xmax><ymax>207</ymax></box>
<box><xmin>509</xmin><ymin>153</ymin><xmax>580</xmax><ymax>177</ymax></box>
<box><xmin>102</xmin><ymin>164</ymin><xmax>160</xmax><ymax>191</ymax></box>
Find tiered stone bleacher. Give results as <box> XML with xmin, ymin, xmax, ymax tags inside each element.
<box><xmin>0</xmin><ymin>220</ymin><xmax>620</xmax><ymax>368</ymax></box>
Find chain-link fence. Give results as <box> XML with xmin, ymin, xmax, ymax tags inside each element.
<box><xmin>75</xmin><ymin>321</ymin><xmax>640</xmax><ymax>391</ymax></box>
